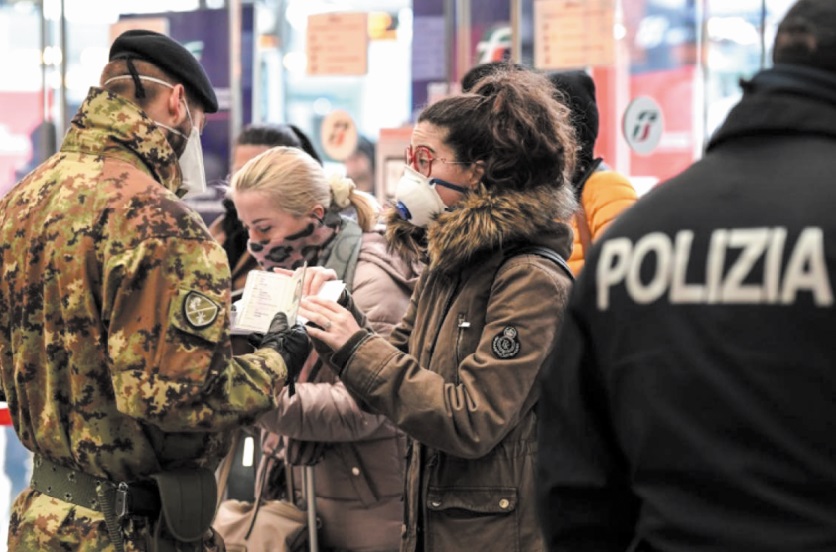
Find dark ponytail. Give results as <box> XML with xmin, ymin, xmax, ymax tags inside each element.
<box><xmin>419</xmin><ymin>67</ymin><xmax>577</xmax><ymax>194</ymax></box>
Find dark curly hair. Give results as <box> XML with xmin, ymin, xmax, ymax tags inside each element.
<box><xmin>419</xmin><ymin>67</ymin><xmax>577</xmax><ymax>194</ymax></box>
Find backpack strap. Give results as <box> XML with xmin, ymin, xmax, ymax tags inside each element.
<box><xmin>573</xmin><ymin>157</ymin><xmax>604</xmax><ymax>255</ymax></box>
<box><xmin>503</xmin><ymin>244</ymin><xmax>574</xmax><ymax>282</ymax></box>
<box><xmin>574</xmin><ymin>157</ymin><xmax>604</xmax><ymax>198</ymax></box>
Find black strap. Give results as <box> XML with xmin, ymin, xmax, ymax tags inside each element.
<box><xmin>574</xmin><ymin>157</ymin><xmax>604</xmax><ymax>198</ymax></box>
<box><xmin>503</xmin><ymin>245</ymin><xmax>574</xmax><ymax>281</ymax></box>
<box><xmin>124</xmin><ymin>57</ymin><xmax>146</xmax><ymax>100</ymax></box>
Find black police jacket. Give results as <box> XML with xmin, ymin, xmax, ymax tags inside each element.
<box><xmin>537</xmin><ymin>64</ymin><xmax>836</xmax><ymax>552</ymax></box>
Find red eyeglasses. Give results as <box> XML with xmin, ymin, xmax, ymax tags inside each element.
<box><xmin>405</xmin><ymin>145</ymin><xmax>472</xmax><ymax>178</ymax></box>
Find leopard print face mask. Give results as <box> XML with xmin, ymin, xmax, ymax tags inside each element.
<box><xmin>247</xmin><ymin>212</ymin><xmax>340</xmax><ymax>270</ymax></box>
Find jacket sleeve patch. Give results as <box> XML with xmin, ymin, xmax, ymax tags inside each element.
<box><xmin>491</xmin><ymin>326</ymin><xmax>520</xmax><ymax>359</ymax></box>
<box><xmin>182</xmin><ymin>291</ymin><xmax>220</xmax><ymax>328</ymax></box>
<box><xmin>170</xmin><ymin>287</ymin><xmax>225</xmax><ymax>343</ymax></box>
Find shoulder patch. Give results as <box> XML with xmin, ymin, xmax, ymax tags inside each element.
<box><xmin>182</xmin><ymin>291</ymin><xmax>220</xmax><ymax>329</ymax></box>
<box><xmin>492</xmin><ymin>326</ymin><xmax>520</xmax><ymax>359</ymax></box>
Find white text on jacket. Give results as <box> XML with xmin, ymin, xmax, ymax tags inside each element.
<box><xmin>596</xmin><ymin>227</ymin><xmax>833</xmax><ymax>310</ymax></box>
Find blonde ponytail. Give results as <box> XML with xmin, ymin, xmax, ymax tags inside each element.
<box><xmin>327</xmin><ymin>172</ymin><xmax>380</xmax><ymax>231</ymax></box>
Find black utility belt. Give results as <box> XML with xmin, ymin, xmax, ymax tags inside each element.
<box><xmin>31</xmin><ymin>453</ymin><xmax>218</xmax><ymax>551</ymax></box>
<box><xmin>30</xmin><ymin>454</ymin><xmax>161</xmax><ymax>518</ymax></box>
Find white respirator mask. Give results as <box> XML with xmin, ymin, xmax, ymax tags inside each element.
<box><xmin>394</xmin><ymin>165</ymin><xmax>470</xmax><ymax>227</ymax></box>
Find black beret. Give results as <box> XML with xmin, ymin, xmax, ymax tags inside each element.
<box><xmin>109</xmin><ymin>29</ymin><xmax>218</xmax><ymax>113</ymax></box>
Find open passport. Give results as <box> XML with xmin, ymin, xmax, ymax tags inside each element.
<box><xmin>230</xmin><ymin>265</ymin><xmax>346</xmax><ymax>335</ymax></box>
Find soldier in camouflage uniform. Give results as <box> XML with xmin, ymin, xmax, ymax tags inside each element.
<box><xmin>0</xmin><ymin>30</ymin><xmax>309</xmax><ymax>551</ymax></box>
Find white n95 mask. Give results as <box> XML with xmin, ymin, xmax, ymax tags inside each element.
<box><xmin>394</xmin><ymin>166</ymin><xmax>471</xmax><ymax>227</ymax></box>
<box><xmin>170</xmin><ymin>119</ymin><xmax>207</xmax><ymax>199</ymax></box>
<box><xmin>104</xmin><ymin>74</ymin><xmax>207</xmax><ymax>199</ymax></box>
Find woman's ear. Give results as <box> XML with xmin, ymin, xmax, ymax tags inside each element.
<box><xmin>310</xmin><ymin>204</ymin><xmax>326</xmax><ymax>221</ymax></box>
<box><xmin>468</xmin><ymin>161</ymin><xmax>486</xmax><ymax>187</ymax></box>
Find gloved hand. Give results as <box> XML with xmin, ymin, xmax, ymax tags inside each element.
<box><xmin>248</xmin><ymin>312</ymin><xmax>310</xmax><ymax>396</ymax></box>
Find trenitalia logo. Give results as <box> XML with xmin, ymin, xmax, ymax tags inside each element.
<box><xmin>632</xmin><ymin>110</ymin><xmax>659</xmax><ymax>143</ymax></box>
<box><xmin>623</xmin><ymin>97</ymin><xmax>664</xmax><ymax>155</ymax></box>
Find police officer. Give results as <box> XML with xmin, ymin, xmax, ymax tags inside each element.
<box><xmin>0</xmin><ymin>30</ymin><xmax>308</xmax><ymax>551</ymax></box>
<box><xmin>537</xmin><ymin>1</ymin><xmax>836</xmax><ymax>550</ymax></box>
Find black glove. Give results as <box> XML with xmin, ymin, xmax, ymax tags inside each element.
<box><xmin>249</xmin><ymin>312</ymin><xmax>310</xmax><ymax>396</ymax></box>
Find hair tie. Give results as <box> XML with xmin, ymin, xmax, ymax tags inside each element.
<box><xmin>328</xmin><ymin>173</ymin><xmax>356</xmax><ymax>209</ymax></box>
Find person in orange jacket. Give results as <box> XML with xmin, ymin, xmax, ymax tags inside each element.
<box><xmin>547</xmin><ymin>70</ymin><xmax>638</xmax><ymax>275</ymax></box>
<box><xmin>463</xmin><ymin>64</ymin><xmax>637</xmax><ymax>276</ymax></box>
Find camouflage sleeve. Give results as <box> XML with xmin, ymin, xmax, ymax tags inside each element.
<box><xmin>102</xmin><ymin>235</ymin><xmax>287</xmax><ymax>433</ymax></box>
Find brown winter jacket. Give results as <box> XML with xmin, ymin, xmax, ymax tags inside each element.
<box><xmin>257</xmin><ymin>226</ymin><xmax>421</xmax><ymax>551</ymax></box>
<box><xmin>331</xmin><ymin>185</ymin><xmax>575</xmax><ymax>551</ymax></box>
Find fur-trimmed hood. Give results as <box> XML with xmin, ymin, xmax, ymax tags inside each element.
<box><xmin>386</xmin><ymin>184</ymin><xmax>576</xmax><ymax>275</ymax></box>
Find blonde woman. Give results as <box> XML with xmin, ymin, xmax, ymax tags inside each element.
<box><xmin>209</xmin><ymin>123</ymin><xmax>323</xmax><ymax>294</ymax></box>
<box><xmin>230</xmin><ymin>146</ymin><xmax>420</xmax><ymax>551</ymax></box>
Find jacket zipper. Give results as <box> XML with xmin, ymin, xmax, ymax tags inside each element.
<box><xmin>426</xmin><ymin>274</ymin><xmax>460</xmax><ymax>366</ymax></box>
<box><xmin>455</xmin><ymin>313</ymin><xmax>470</xmax><ymax>381</ymax></box>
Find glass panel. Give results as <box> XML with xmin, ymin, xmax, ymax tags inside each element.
<box><xmin>510</xmin><ymin>0</ymin><xmax>799</xmax><ymax>194</ymax></box>
<box><xmin>704</xmin><ymin>0</ymin><xmax>798</xmax><ymax>139</ymax></box>
<box><xmin>0</xmin><ymin>1</ymin><xmax>49</xmax><ymax>198</ymax></box>
<box><xmin>275</xmin><ymin>0</ymin><xmax>413</xmax><ymax>178</ymax></box>
<box><xmin>618</xmin><ymin>0</ymin><xmax>701</xmax><ymax>189</ymax></box>
<box><xmin>0</xmin><ymin>3</ymin><xmax>43</xmax><ymax>542</ymax></box>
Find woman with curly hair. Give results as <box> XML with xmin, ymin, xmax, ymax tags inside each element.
<box><xmin>298</xmin><ymin>67</ymin><xmax>578</xmax><ymax>550</ymax></box>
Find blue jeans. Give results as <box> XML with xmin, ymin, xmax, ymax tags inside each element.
<box><xmin>4</xmin><ymin>427</ymin><xmax>31</xmax><ymax>505</ymax></box>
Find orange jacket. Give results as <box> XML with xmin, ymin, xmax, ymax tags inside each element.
<box><xmin>568</xmin><ymin>169</ymin><xmax>638</xmax><ymax>275</ymax></box>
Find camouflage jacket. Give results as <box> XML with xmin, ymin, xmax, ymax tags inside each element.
<box><xmin>0</xmin><ymin>88</ymin><xmax>287</xmax><ymax>550</ymax></box>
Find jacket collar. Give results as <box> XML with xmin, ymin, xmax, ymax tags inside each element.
<box><xmin>61</xmin><ymin>87</ymin><xmax>181</xmax><ymax>194</ymax></box>
<box><xmin>386</xmin><ymin>184</ymin><xmax>575</xmax><ymax>276</ymax></box>
<box><xmin>709</xmin><ymin>64</ymin><xmax>836</xmax><ymax>152</ymax></box>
